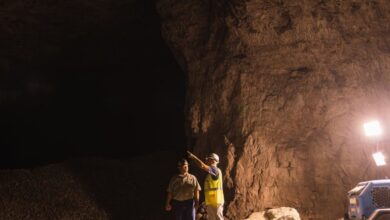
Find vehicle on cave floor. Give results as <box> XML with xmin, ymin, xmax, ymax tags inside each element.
<box><xmin>347</xmin><ymin>179</ymin><xmax>390</xmax><ymax>220</ymax></box>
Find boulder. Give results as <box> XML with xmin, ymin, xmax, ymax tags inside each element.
<box><xmin>245</xmin><ymin>207</ymin><xmax>300</xmax><ymax>220</ymax></box>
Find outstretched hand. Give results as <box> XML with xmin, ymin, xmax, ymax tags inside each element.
<box><xmin>187</xmin><ymin>150</ymin><xmax>208</xmax><ymax>171</ymax></box>
<box><xmin>187</xmin><ymin>151</ymin><xmax>195</xmax><ymax>159</ymax></box>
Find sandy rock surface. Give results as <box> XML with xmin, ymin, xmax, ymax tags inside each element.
<box><xmin>157</xmin><ymin>0</ymin><xmax>390</xmax><ymax>219</ymax></box>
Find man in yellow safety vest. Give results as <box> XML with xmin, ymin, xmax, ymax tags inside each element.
<box><xmin>187</xmin><ymin>151</ymin><xmax>224</xmax><ymax>220</ymax></box>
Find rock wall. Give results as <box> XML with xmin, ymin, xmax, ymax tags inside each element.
<box><xmin>157</xmin><ymin>0</ymin><xmax>390</xmax><ymax>219</ymax></box>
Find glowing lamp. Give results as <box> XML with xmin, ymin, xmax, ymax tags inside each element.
<box><xmin>364</xmin><ymin>121</ymin><xmax>382</xmax><ymax>137</ymax></box>
<box><xmin>372</xmin><ymin>152</ymin><xmax>386</xmax><ymax>166</ymax></box>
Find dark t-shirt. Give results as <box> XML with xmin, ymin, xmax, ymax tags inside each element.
<box><xmin>208</xmin><ymin>166</ymin><xmax>219</xmax><ymax>180</ymax></box>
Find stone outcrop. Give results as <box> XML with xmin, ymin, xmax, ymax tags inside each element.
<box><xmin>244</xmin><ymin>207</ymin><xmax>300</xmax><ymax>220</ymax></box>
<box><xmin>157</xmin><ymin>0</ymin><xmax>390</xmax><ymax>219</ymax></box>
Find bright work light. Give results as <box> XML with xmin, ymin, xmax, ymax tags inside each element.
<box><xmin>372</xmin><ymin>152</ymin><xmax>386</xmax><ymax>166</ymax></box>
<box><xmin>364</xmin><ymin>121</ymin><xmax>382</xmax><ymax>137</ymax></box>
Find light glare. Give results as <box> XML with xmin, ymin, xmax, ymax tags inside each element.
<box><xmin>372</xmin><ymin>152</ymin><xmax>386</xmax><ymax>166</ymax></box>
<box><xmin>364</xmin><ymin>121</ymin><xmax>382</xmax><ymax>137</ymax></box>
<box><xmin>349</xmin><ymin>197</ymin><xmax>357</xmax><ymax>205</ymax></box>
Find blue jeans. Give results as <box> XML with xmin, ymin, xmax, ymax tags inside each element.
<box><xmin>172</xmin><ymin>199</ymin><xmax>195</xmax><ymax>220</ymax></box>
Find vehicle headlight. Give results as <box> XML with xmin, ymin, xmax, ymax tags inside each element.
<box><xmin>350</xmin><ymin>197</ymin><xmax>358</xmax><ymax>205</ymax></box>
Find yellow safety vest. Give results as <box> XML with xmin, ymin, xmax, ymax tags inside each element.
<box><xmin>204</xmin><ymin>167</ymin><xmax>224</xmax><ymax>205</ymax></box>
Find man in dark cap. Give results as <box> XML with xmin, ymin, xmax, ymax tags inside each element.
<box><xmin>165</xmin><ymin>158</ymin><xmax>201</xmax><ymax>220</ymax></box>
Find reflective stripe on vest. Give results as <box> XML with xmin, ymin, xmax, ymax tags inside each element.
<box><xmin>204</xmin><ymin>167</ymin><xmax>224</xmax><ymax>205</ymax></box>
<box><xmin>205</xmin><ymin>187</ymin><xmax>223</xmax><ymax>191</ymax></box>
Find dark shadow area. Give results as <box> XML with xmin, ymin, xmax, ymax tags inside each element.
<box><xmin>0</xmin><ymin>152</ymin><xmax>184</xmax><ymax>219</ymax></box>
<box><xmin>0</xmin><ymin>1</ymin><xmax>189</xmax><ymax>219</ymax></box>
<box><xmin>65</xmin><ymin>153</ymin><xmax>180</xmax><ymax>220</ymax></box>
<box><xmin>0</xmin><ymin>0</ymin><xmax>186</xmax><ymax>168</ymax></box>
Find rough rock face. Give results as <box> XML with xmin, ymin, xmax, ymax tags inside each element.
<box><xmin>157</xmin><ymin>0</ymin><xmax>390</xmax><ymax>219</ymax></box>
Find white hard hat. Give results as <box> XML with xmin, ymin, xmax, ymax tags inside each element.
<box><xmin>206</xmin><ymin>153</ymin><xmax>219</xmax><ymax>163</ymax></box>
